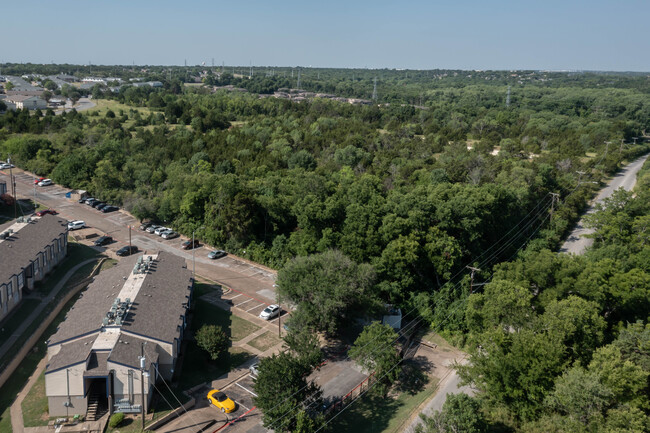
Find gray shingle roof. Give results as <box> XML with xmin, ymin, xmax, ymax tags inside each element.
<box><xmin>48</xmin><ymin>251</ymin><xmax>191</xmax><ymax>346</ymax></box>
<box><xmin>0</xmin><ymin>216</ymin><xmax>68</xmax><ymax>285</ymax></box>
<box><xmin>108</xmin><ymin>333</ymin><xmax>159</xmax><ymax>370</ymax></box>
<box><xmin>121</xmin><ymin>252</ymin><xmax>192</xmax><ymax>343</ymax></box>
<box><xmin>46</xmin><ymin>335</ymin><xmax>95</xmax><ymax>373</ymax></box>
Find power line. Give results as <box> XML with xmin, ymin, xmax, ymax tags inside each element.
<box><xmin>262</xmin><ymin>199</ymin><xmax>554</xmax><ymax>429</ymax></box>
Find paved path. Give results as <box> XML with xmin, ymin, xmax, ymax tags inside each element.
<box><xmin>402</xmin><ymin>357</ymin><xmax>472</xmax><ymax>433</ymax></box>
<box><xmin>10</xmin><ymin>357</ymin><xmax>47</xmax><ymax>433</ymax></box>
<box><xmin>0</xmin><ymin>258</ymin><xmax>98</xmax><ymax>363</ymax></box>
<box><xmin>560</xmin><ymin>153</ymin><xmax>649</xmax><ymax>255</ymax></box>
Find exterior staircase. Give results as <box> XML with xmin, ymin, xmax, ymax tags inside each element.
<box><xmin>86</xmin><ymin>394</ymin><xmax>99</xmax><ymax>421</ymax></box>
<box><xmin>86</xmin><ymin>392</ymin><xmax>108</xmax><ymax>421</ymax></box>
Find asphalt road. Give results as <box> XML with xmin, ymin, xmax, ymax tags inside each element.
<box><xmin>0</xmin><ymin>167</ymin><xmax>277</xmax><ymax>305</ymax></box>
<box><xmin>402</xmin><ymin>357</ymin><xmax>473</xmax><ymax>433</ymax></box>
<box><xmin>559</xmin><ymin>153</ymin><xmax>649</xmax><ymax>255</ymax></box>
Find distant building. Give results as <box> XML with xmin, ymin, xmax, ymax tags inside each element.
<box><xmin>4</xmin><ymin>94</ymin><xmax>47</xmax><ymax>110</ymax></box>
<box><xmin>0</xmin><ymin>216</ymin><xmax>68</xmax><ymax>323</ymax></box>
<box><xmin>45</xmin><ymin>251</ymin><xmax>193</xmax><ymax>419</ymax></box>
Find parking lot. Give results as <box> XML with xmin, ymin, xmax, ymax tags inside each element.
<box><xmin>0</xmin><ymin>167</ymin><xmax>278</xmax><ymax>307</ymax></box>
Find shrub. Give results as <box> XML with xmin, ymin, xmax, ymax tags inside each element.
<box><xmin>109</xmin><ymin>412</ymin><xmax>125</xmax><ymax>428</ymax></box>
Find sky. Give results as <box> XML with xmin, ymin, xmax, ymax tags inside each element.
<box><xmin>3</xmin><ymin>0</ymin><xmax>649</xmax><ymax>71</ymax></box>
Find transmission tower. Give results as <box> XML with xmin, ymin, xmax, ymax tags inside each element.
<box><xmin>211</xmin><ymin>58</ymin><xmax>214</xmax><ymax>67</ymax></box>
<box><xmin>506</xmin><ymin>85</ymin><xmax>511</xmax><ymax>107</ymax></box>
<box><xmin>297</xmin><ymin>68</ymin><xmax>301</xmax><ymax>89</ymax></box>
<box><xmin>372</xmin><ymin>77</ymin><xmax>377</xmax><ymax>101</ymax></box>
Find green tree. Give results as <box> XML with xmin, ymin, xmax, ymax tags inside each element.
<box><xmin>277</xmin><ymin>250</ymin><xmax>376</xmax><ymax>335</ymax></box>
<box><xmin>415</xmin><ymin>393</ymin><xmax>486</xmax><ymax>433</ymax></box>
<box><xmin>254</xmin><ymin>352</ymin><xmax>321</xmax><ymax>432</ymax></box>
<box><xmin>544</xmin><ymin>366</ymin><xmax>612</xmax><ymax>424</ymax></box>
<box><xmin>195</xmin><ymin>324</ymin><xmax>228</xmax><ymax>360</ymax></box>
<box><xmin>283</xmin><ymin>325</ymin><xmax>323</xmax><ymax>371</ymax></box>
<box><xmin>349</xmin><ymin>322</ymin><xmax>401</xmax><ymax>395</ymax></box>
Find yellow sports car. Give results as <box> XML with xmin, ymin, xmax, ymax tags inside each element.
<box><xmin>207</xmin><ymin>389</ymin><xmax>236</xmax><ymax>413</ymax></box>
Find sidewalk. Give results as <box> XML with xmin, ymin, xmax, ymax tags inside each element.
<box><xmin>0</xmin><ymin>258</ymin><xmax>98</xmax><ymax>362</ymax></box>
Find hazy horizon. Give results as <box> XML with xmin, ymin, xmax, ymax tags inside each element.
<box><xmin>3</xmin><ymin>0</ymin><xmax>649</xmax><ymax>72</ymax></box>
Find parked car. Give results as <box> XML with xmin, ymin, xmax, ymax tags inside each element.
<box><xmin>95</xmin><ymin>203</ymin><xmax>108</xmax><ymax>211</ymax></box>
<box><xmin>36</xmin><ymin>209</ymin><xmax>58</xmax><ymax>216</ymax></box>
<box><xmin>207</xmin><ymin>389</ymin><xmax>236</xmax><ymax>413</ymax></box>
<box><xmin>259</xmin><ymin>304</ymin><xmax>280</xmax><ymax>320</ymax></box>
<box><xmin>146</xmin><ymin>224</ymin><xmax>160</xmax><ymax>233</ymax></box>
<box><xmin>91</xmin><ymin>201</ymin><xmax>106</xmax><ymax>209</ymax></box>
<box><xmin>154</xmin><ymin>226</ymin><xmax>169</xmax><ymax>236</ymax></box>
<box><xmin>0</xmin><ymin>163</ymin><xmax>15</xmax><ymax>169</ymax></box>
<box><xmin>181</xmin><ymin>239</ymin><xmax>200</xmax><ymax>250</ymax></box>
<box><xmin>101</xmin><ymin>205</ymin><xmax>118</xmax><ymax>213</ymax></box>
<box><xmin>94</xmin><ymin>235</ymin><xmax>113</xmax><ymax>246</ymax></box>
<box><xmin>85</xmin><ymin>198</ymin><xmax>99</xmax><ymax>206</ymax></box>
<box><xmin>208</xmin><ymin>250</ymin><xmax>227</xmax><ymax>259</ymax></box>
<box><xmin>67</xmin><ymin>220</ymin><xmax>86</xmax><ymax>230</ymax></box>
<box><xmin>34</xmin><ymin>177</ymin><xmax>46</xmax><ymax>184</ymax></box>
<box><xmin>78</xmin><ymin>198</ymin><xmax>87</xmax><ymax>203</ymax></box>
<box><xmin>116</xmin><ymin>245</ymin><xmax>138</xmax><ymax>256</ymax></box>
<box><xmin>161</xmin><ymin>230</ymin><xmax>179</xmax><ymax>239</ymax></box>
<box><xmin>139</xmin><ymin>222</ymin><xmax>153</xmax><ymax>231</ymax></box>
<box><xmin>249</xmin><ymin>363</ymin><xmax>259</xmax><ymax>378</ymax></box>
<box><xmin>38</xmin><ymin>179</ymin><xmax>53</xmax><ymax>187</ymax></box>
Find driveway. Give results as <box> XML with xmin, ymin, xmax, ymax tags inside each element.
<box><xmin>559</xmin><ymin>153</ymin><xmax>649</xmax><ymax>255</ymax></box>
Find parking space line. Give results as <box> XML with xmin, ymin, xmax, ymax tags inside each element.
<box><xmin>235</xmin><ymin>298</ymin><xmax>254</xmax><ymax>308</ymax></box>
<box><xmin>228</xmin><ymin>294</ymin><xmax>243</xmax><ymax>301</ymax></box>
<box><xmin>235</xmin><ymin>400</ymin><xmax>250</xmax><ymax>412</ymax></box>
<box><xmin>246</xmin><ymin>303</ymin><xmax>265</xmax><ymax>312</ymax></box>
<box><xmin>236</xmin><ymin>382</ymin><xmax>258</xmax><ymax>397</ymax></box>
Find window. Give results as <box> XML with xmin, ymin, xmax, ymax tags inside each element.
<box><xmin>17</xmin><ymin>272</ymin><xmax>24</xmax><ymax>290</ymax></box>
<box><xmin>7</xmin><ymin>281</ymin><xmax>12</xmax><ymax>299</ymax></box>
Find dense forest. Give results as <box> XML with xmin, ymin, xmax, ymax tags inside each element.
<box><xmin>1</xmin><ymin>66</ymin><xmax>649</xmax><ymax>432</ymax></box>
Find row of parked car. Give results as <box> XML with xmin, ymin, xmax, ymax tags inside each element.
<box><xmin>79</xmin><ymin>197</ymin><xmax>119</xmax><ymax>213</ymax></box>
<box><xmin>138</xmin><ymin>222</ymin><xmax>228</xmax><ymax>257</ymax></box>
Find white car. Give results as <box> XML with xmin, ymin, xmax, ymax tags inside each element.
<box><xmin>161</xmin><ymin>230</ymin><xmax>179</xmax><ymax>239</ymax></box>
<box><xmin>0</xmin><ymin>163</ymin><xmax>15</xmax><ymax>169</ymax></box>
<box><xmin>67</xmin><ymin>220</ymin><xmax>86</xmax><ymax>230</ymax></box>
<box><xmin>154</xmin><ymin>226</ymin><xmax>169</xmax><ymax>236</ymax></box>
<box><xmin>38</xmin><ymin>179</ymin><xmax>53</xmax><ymax>187</ymax></box>
<box><xmin>259</xmin><ymin>304</ymin><xmax>280</xmax><ymax>320</ymax></box>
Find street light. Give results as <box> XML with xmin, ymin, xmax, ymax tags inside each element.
<box><xmin>192</xmin><ymin>226</ymin><xmax>205</xmax><ymax>280</ymax></box>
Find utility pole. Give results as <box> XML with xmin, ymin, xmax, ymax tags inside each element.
<box><xmin>576</xmin><ymin>170</ymin><xmax>586</xmax><ymax>184</ymax></box>
<box><xmin>619</xmin><ymin>139</ymin><xmax>625</xmax><ymax>155</ymax></box>
<box><xmin>372</xmin><ymin>77</ymin><xmax>377</xmax><ymax>101</ymax></box>
<box><xmin>8</xmin><ymin>156</ymin><xmax>16</xmax><ymax>219</ymax></box>
<box><xmin>506</xmin><ymin>85</ymin><xmax>511</xmax><ymax>107</ymax></box>
<box><xmin>192</xmin><ymin>226</ymin><xmax>204</xmax><ymax>280</ymax></box>
<box><xmin>129</xmin><ymin>225</ymin><xmax>132</xmax><ymax>251</ymax></box>
<box><xmin>278</xmin><ymin>291</ymin><xmax>282</xmax><ymax>338</ymax></box>
<box><xmin>467</xmin><ymin>266</ymin><xmax>480</xmax><ymax>294</ymax></box>
<box><xmin>140</xmin><ymin>342</ymin><xmax>146</xmax><ymax>430</ymax></box>
<box><xmin>549</xmin><ymin>192</ymin><xmax>560</xmax><ymax>221</ymax></box>
<box><xmin>66</xmin><ymin>368</ymin><xmax>70</xmax><ymax>417</ymax></box>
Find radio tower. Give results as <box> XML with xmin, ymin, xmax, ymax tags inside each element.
<box><xmin>506</xmin><ymin>85</ymin><xmax>511</xmax><ymax>107</ymax></box>
<box><xmin>372</xmin><ymin>77</ymin><xmax>377</xmax><ymax>101</ymax></box>
<box><xmin>297</xmin><ymin>68</ymin><xmax>301</xmax><ymax>89</ymax></box>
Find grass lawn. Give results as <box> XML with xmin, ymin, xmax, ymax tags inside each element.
<box><xmin>21</xmin><ymin>371</ymin><xmax>48</xmax><ymax>427</ymax></box>
<box><xmin>327</xmin><ymin>375</ymin><xmax>440</xmax><ymax>433</ymax></box>
<box><xmin>0</xmin><ymin>299</ymin><xmax>41</xmax><ymax>347</ymax></box>
<box><xmin>247</xmin><ymin>331</ymin><xmax>282</xmax><ymax>352</ymax></box>
<box><xmin>231</xmin><ymin>315</ymin><xmax>260</xmax><ymax>342</ymax></box>
<box><xmin>0</xmin><ymin>293</ymin><xmax>83</xmax><ymax>433</ymax></box>
<box><xmin>34</xmin><ymin>241</ymin><xmax>101</xmax><ymax>296</ymax></box>
<box><xmin>176</xmin><ymin>298</ymin><xmax>257</xmax><ymax>390</ymax></box>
